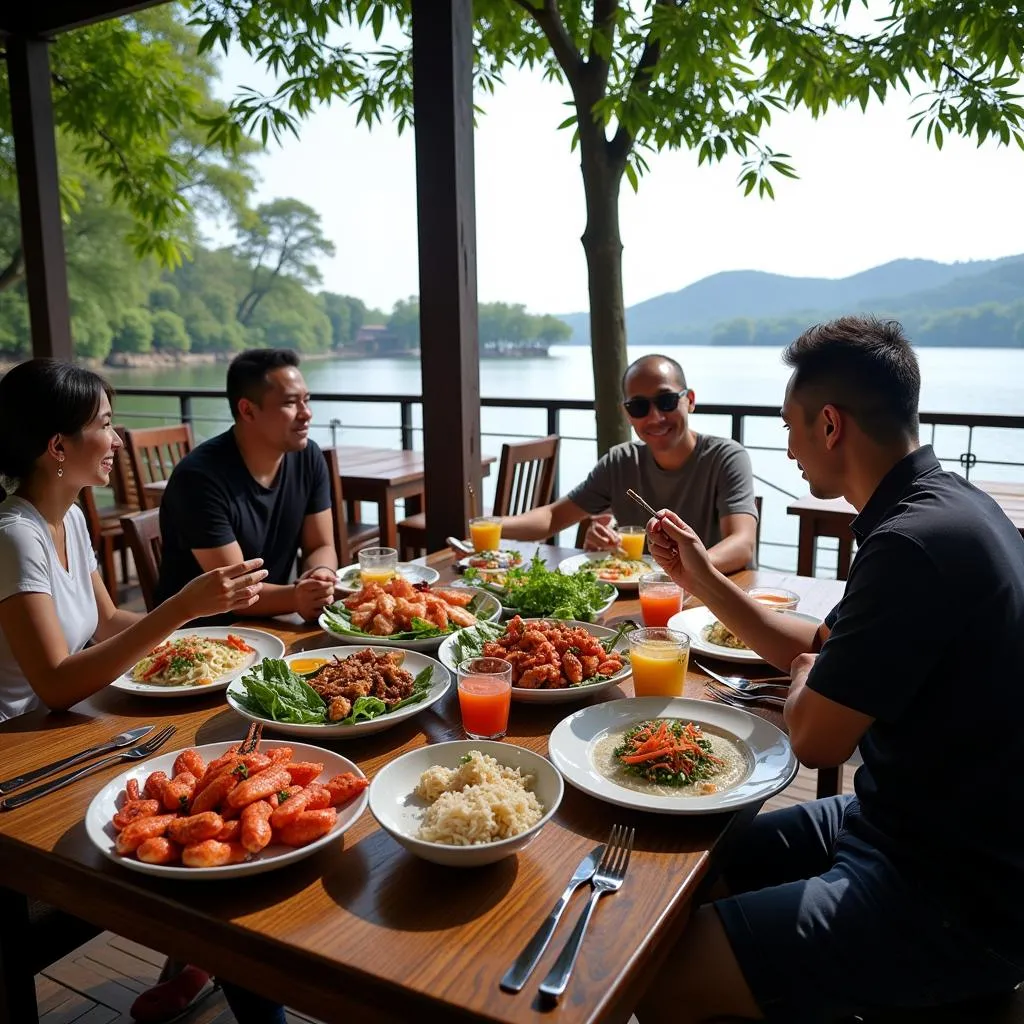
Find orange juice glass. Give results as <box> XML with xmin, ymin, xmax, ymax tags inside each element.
<box><xmin>628</xmin><ymin>627</ymin><xmax>690</xmax><ymax>697</ymax></box>
<box><xmin>457</xmin><ymin>657</ymin><xmax>512</xmax><ymax>739</ymax></box>
<box><xmin>638</xmin><ymin>571</ymin><xmax>684</xmax><ymax>627</ymax></box>
<box><xmin>469</xmin><ymin>516</ymin><xmax>503</xmax><ymax>553</ymax></box>
<box><xmin>618</xmin><ymin>526</ymin><xmax>646</xmax><ymax>560</ymax></box>
<box><xmin>358</xmin><ymin>546</ymin><xmax>397</xmax><ymax>586</ymax></box>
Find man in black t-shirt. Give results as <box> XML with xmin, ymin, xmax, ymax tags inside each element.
<box><xmin>155</xmin><ymin>349</ymin><xmax>337</xmax><ymax>624</ymax></box>
<box><xmin>638</xmin><ymin>317</ymin><xmax>1024</xmax><ymax>1023</ymax></box>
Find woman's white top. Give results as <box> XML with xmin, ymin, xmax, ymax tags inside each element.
<box><xmin>0</xmin><ymin>495</ymin><xmax>98</xmax><ymax>721</ymax></box>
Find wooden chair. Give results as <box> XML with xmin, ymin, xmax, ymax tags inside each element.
<box><xmin>396</xmin><ymin>435</ymin><xmax>561</xmax><ymax>559</ymax></box>
<box><xmin>323</xmin><ymin>447</ymin><xmax>380</xmax><ymax>565</ymax></box>
<box><xmin>120</xmin><ymin>509</ymin><xmax>163</xmax><ymax>612</ymax></box>
<box><xmin>124</xmin><ymin>424</ymin><xmax>194</xmax><ymax>510</ymax></box>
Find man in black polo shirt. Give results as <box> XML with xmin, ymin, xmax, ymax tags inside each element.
<box><xmin>638</xmin><ymin>316</ymin><xmax>1024</xmax><ymax>1023</ymax></box>
<box><xmin>155</xmin><ymin>348</ymin><xmax>337</xmax><ymax>624</ymax></box>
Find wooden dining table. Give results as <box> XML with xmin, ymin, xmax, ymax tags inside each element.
<box><xmin>0</xmin><ymin>544</ymin><xmax>844</xmax><ymax>1024</ymax></box>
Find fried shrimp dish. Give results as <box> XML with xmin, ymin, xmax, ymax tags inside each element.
<box><xmin>305</xmin><ymin>649</ymin><xmax>415</xmax><ymax>721</ymax></box>
<box><xmin>341</xmin><ymin>577</ymin><xmax>478</xmax><ymax>635</ymax></box>
<box><xmin>481</xmin><ymin>615</ymin><xmax>625</xmax><ymax>689</ymax></box>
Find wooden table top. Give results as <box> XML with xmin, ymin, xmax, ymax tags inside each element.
<box><xmin>335</xmin><ymin>445</ymin><xmax>497</xmax><ymax>489</ymax></box>
<box><xmin>0</xmin><ymin>546</ymin><xmax>844</xmax><ymax>1024</ymax></box>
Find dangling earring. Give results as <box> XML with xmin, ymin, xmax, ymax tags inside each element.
<box><xmin>57</xmin><ymin>454</ymin><xmax>64</xmax><ymax>478</ymax></box>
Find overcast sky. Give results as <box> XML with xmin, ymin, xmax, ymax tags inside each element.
<box><xmin>209</xmin><ymin>27</ymin><xmax>1024</xmax><ymax>317</ymax></box>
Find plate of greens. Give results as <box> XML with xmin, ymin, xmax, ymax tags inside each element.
<box><xmin>225</xmin><ymin>648</ymin><xmax>451</xmax><ymax>738</ymax></box>
<box><xmin>437</xmin><ymin>618</ymin><xmax>633</xmax><ymax>704</ymax></box>
<box><xmin>318</xmin><ymin>585</ymin><xmax>502</xmax><ymax>652</ymax></box>
<box><xmin>462</xmin><ymin>554</ymin><xmax>617</xmax><ymax>621</ymax></box>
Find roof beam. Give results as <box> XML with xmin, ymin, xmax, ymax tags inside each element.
<box><xmin>1</xmin><ymin>1</ymin><xmax>167</xmax><ymax>36</ymax></box>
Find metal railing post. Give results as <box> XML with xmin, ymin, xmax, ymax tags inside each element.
<box><xmin>180</xmin><ymin>394</ymin><xmax>193</xmax><ymax>428</ymax></box>
<box><xmin>400</xmin><ymin>401</ymin><xmax>415</xmax><ymax>451</ymax></box>
<box><xmin>547</xmin><ymin>405</ymin><xmax>561</xmax><ymax>498</ymax></box>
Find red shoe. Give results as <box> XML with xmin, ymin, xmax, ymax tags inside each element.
<box><xmin>130</xmin><ymin>964</ymin><xmax>214</xmax><ymax>1023</ymax></box>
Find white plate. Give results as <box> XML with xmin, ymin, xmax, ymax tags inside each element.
<box><xmin>455</xmin><ymin>549</ymin><xmax>527</xmax><ymax>573</ymax></box>
<box><xmin>334</xmin><ymin>562</ymin><xmax>440</xmax><ymax>595</ymax></box>
<box><xmin>368</xmin><ymin>740</ymin><xmax>563</xmax><ymax>867</ymax></box>
<box><xmin>85</xmin><ymin>740</ymin><xmax>368</xmax><ymax>879</ymax></box>
<box><xmin>557</xmin><ymin>552</ymin><xmax>656</xmax><ymax>591</ymax></box>
<box><xmin>111</xmin><ymin>628</ymin><xmax>286</xmax><ymax>698</ymax></box>
<box><xmin>224</xmin><ymin>647</ymin><xmax>451</xmax><ymax>738</ymax></box>
<box><xmin>318</xmin><ymin>586</ymin><xmax>502</xmax><ymax>652</ymax></box>
<box><xmin>669</xmin><ymin>607</ymin><xmax>821</xmax><ymax>664</ymax></box>
<box><xmin>548</xmin><ymin>697</ymin><xmax>797</xmax><ymax>815</ymax></box>
<box><xmin>437</xmin><ymin>618</ymin><xmax>632</xmax><ymax>704</ymax></box>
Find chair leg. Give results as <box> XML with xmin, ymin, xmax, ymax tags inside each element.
<box><xmin>0</xmin><ymin>888</ymin><xmax>38</xmax><ymax>1024</ymax></box>
<box><xmin>101</xmin><ymin>538</ymin><xmax>118</xmax><ymax>606</ymax></box>
<box><xmin>119</xmin><ymin>541</ymin><xmax>130</xmax><ymax>585</ymax></box>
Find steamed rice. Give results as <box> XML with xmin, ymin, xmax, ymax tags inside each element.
<box><xmin>415</xmin><ymin>750</ymin><xmax>544</xmax><ymax>845</ymax></box>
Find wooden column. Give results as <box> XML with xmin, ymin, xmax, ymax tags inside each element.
<box><xmin>411</xmin><ymin>0</ymin><xmax>481</xmax><ymax>552</ymax></box>
<box><xmin>7</xmin><ymin>35</ymin><xmax>74</xmax><ymax>361</ymax></box>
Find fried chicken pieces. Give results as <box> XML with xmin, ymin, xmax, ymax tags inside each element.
<box><xmin>341</xmin><ymin>577</ymin><xmax>478</xmax><ymax>635</ymax></box>
<box><xmin>482</xmin><ymin>616</ymin><xmax>625</xmax><ymax>689</ymax></box>
<box><xmin>306</xmin><ymin>649</ymin><xmax>416</xmax><ymax>721</ymax></box>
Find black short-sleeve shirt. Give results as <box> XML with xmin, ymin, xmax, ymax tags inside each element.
<box><xmin>808</xmin><ymin>446</ymin><xmax>1024</xmax><ymax>934</ymax></box>
<box><xmin>154</xmin><ymin>430</ymin><xmax>331</xmax><ymax>612</ymax></box>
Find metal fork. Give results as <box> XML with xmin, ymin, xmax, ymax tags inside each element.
<box><xmin>0</xmin><ymin>725</ymin><xmax>177</xmax><ymax>811</ymax></box>
<box><xmin>538</xmin><ymin>824</ymin><xmax>634</xmax><ymax>1000</ymax></box>
<box><xmin>704</xmin><ymin>683</ymin><xmax>786</xmax><ymax>709</ymax></box>
<box><xmin>695</xmin><ymin>660</ymin><xmax>790</xmax><ymax>695</ymax></box>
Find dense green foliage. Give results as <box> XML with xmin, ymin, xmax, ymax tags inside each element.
<box><xmin>385</xmin><ymin>299</ymin><xmax>572</xmax><ymax>350</ymax></box>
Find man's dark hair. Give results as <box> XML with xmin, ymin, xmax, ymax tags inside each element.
<box><xmin>783</xmin><ymin>316</ymin><xmax>920</xmax><ymax>444</ymax></box>
<box><xmin>621</xmin><ymin>354</ymin><xmax>687</xmax><ymax>396</ymax></box>
<box><xmin>226</xmin><ymin>349</ymin><xmax>301</xmax><ymax>420</ymax></box>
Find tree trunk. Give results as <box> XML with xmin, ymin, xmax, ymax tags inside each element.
<box><xmin>0</xmin><ymin>249</ymin><xmax>26</xmax><ymax>293</ymax></box>
<box><xmin>579</xmin><ymin>136</ymin><xmax>630</xmax><ymax>455</ymax></box>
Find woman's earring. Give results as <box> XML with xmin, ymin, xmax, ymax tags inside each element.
<box><xmin>57</xmin><ymin>454</ymin><xmax>64</xmax><ymax>478</ymax></box>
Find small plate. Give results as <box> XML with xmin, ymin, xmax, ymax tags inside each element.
<box><xmin>437</xmin><ymin>618</ymin><xmax>631</xmax><ymax>704</ymax></box>
<box><xmin>319</xmin><ymin>586</ymin><xmax>502</xmax><ymax>652</ymax></box>
<box><xmin>455</xmin><ymin>549</ymin><xmax>526</xmax><ymax>573</ymax></box>
<box><xmin>368</xmin><ymin>740</ymin><xmax>563</xmax><ymax>867</ymax></box>
<box><xmin>557</xmin><ymin>552</ymin><xmax>655</xmax><ymax>591</ymax></box>
<box><xmin>110</xmin><ymin>628</ymin><xmax>286</xmax><ymax>698</ymax></box>
<box><xmin>548</xmin><ymin>697</ymin><xmax>797</xmax><ymax>815</ymax></box>
<box><xmin>85</xmin><ymin>740</ymin><xmax>367</xmax><ymax>878</ymax></box>
<box><xmin>334</xmin><ymin>562</ymin><xmax>440</xmax><ymax>595</ymax></box>
<box><xmin>669</xmin><ymin>606</ymin><xmax>821</xmax><ymax>664</ymax></box>
<box><xmin>225</xmin><ymin>647</ymin><xmax>451</xmax><ymax>738</ymax></box>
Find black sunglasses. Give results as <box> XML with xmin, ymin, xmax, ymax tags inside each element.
<box><xmin>623</xmin><ymin>389</ymin><xmax>689</xmax><ymax>419</ymax></box>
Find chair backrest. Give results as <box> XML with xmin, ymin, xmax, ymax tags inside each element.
<box><xmin>109</xmin><ymin>425</ymin><xmax>140</xmax><ymax>512</ymax></box>
<box><xmin>124</xmin><ymin>424</ymin><xmax>194</xmax><ymax>510</ymax></box>
<box><xmin>79</xmin><ymin>486</ymin><xmax>103</xmax><ymax>549</ymax></box>
<box><xmin>120</xmin><ymin>509</ymin><xmax>163</xmax><ymax>612</ymax></box>
<box><xmin>322</xmin><ymin>446</ymin><xmax>354</xmax><ymax>566</ymax></box>
<box><xmin>492</xmin><ymin>435</ymin><xmax>560</xmax><ymax>517</ymax></box>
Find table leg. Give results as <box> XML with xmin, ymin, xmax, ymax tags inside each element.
<box><xmin>796</xmin><ymin>517</ymin><xmax>816</xmax><ymax>577</ymax></box>
<box><xmin>405</xmin><ymin>492</ymin><xmax>424</xmax><ymax>517</ymax></box>
<box><xmin>0</xmin><ymin>888</ymin><xmax>38</xmax><ymax>1024</ymax></box>
<box><xmin>816</xmin><ymin>765</ymin><xmax>843</xmax><ymax>799</ymax></box>
<box><xmin>379</xmin><ymin>492</ymin><xmax>398</xmax><ymax>550</ymax></box>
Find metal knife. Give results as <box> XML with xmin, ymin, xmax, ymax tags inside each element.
<box><xmin>0</xmin><ymin>725</ymin><xmax>154</xmax><ymax>794</ymax></box>
<box><xmin>500</xmin><ymin>843</ymin><xmax>605</xmax><ymax>993</ymax></box>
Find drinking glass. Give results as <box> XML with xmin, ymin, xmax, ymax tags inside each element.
<box><xmin>746</xmin><ymin>587</ymin><xmax>800</xmax><ymax>611</ymax></box>
<box><xmin>358</xmin><ymin>546</ymin><xmax>398</xmax><ymax>586</ymax></box>
<box><xmin>628</xmin><ymin>627</ymin><xmax>690</xmax><ymax>698</ymax></box>
<box><xmin>617</xmin><ymin>525</ymin><xmax>646</xmax><ymax>560</ymax></box>
<box><xmin>638</xmin><ymin>571</ymin><xmax>684</xmax><ymax>627</ymax></box>
<box><xmin>469</xmin><ymin>516</ymin><xmax>503</xmax><ymax>553</ymax></box>
<box><xmin>457</xmin><ymin>657</ymin><xmax>513</xmax><ymax>740</ymax></box>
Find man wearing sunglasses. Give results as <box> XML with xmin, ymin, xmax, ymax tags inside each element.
<box><xmin>501</xmin><ymin>354</ymin><xmax>758</xmax><ymax>573</ymax></box>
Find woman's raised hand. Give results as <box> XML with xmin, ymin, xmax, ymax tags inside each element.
<box><xmin>174</xmin><ymin>559</ymin><xmax>267</xmax><ymax>621</ymax></box>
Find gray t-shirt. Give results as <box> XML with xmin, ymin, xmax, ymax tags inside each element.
<box><xmin>0</xmin><ymin>496</ymin><xmax>98</xmax><ymax>721</ymax></box>
<box><xmin>567</xmin><ymin>435</ymin><xmax>757</xmax><ymax>549</ymax></box>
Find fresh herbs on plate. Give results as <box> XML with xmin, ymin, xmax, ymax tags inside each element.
<box><xmin>614</xmin><ymin>719</ymin><xmax>725</xmax><ymax>786</ymax></box>
<box><xmin>463</xmin><ymin>554</ymin><xmax>615</xmax><ymax>620</ymax></box>
<box><xmin>234</xmin><ymin>658</ymin><xmax>434</xmax><ymax>726</ymax></box>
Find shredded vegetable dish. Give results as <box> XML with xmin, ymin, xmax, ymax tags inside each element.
<box><xmin>130</xmin><ymin>634</ymin><xmax>255</xmax><ymax>687</ymax></box>
<box><xmin>613</xmin><ymin>719</ymin><xmax>725</xmax><ymax>788</ymax></box>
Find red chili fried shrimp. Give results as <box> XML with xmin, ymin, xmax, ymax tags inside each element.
<box><xmin>324</xmin><ymin>773</ymin><xmax>369</xmax><ymax>808</ymax></box>
<box><xmin>126</xmin><ymin>778</ymin><xmax>141</xmax><ymax>802</ymax></box>
<box><xmin>112</xmin><ymin>799</ymin><xmax>161</xmax><ymax>832</ymax></box>
<box><xmin>563</xmin><ymin>651</ymin><xmax>583</xmax><ymax>685</ymax></box>
<box><xmin>173</xmin><ymin>749</ymin><xmax>207</xmax><ymax>780</ymax></box>
<box><xmin>143</xmin><ymin>770</ymin><xmax>169</xmax><ymax>801</ymax></box>
<box><xmin>167</xmin><ymin>812</ymin><xmax>224</xmax><ymax>845</ymax></box>
<box><xmin>432</xmin><ymin>587</ymin><xmax>474</xmax><ymax>607</ymax></box>
<box><xmin>201</xmin><ymin>748</ymin><xmax>241</xmax><ymax>781</ymax></box>
<box><xmin>277</xmin><ymin>808</ymin><xmax>337</xmax><ymax>847</ymax></box>
<box><xmin>240</xmin><ymin>752</ymin><xmax>272</xmax><ymax>775</ymax></box>
<box><xmin>226</xmin><ymin>765</ymin><xmax>292</xmax><ymax>810</ymax></box>
<box><xmin>282</xmin><ymin>762</ymin><xmax>323</xmax><ymax>787</ymax></box>
<box><xmin>265</xmin><ymin>746</ymin><xmax>294</xmax><ymax>765</ymax></box>
<box><xmin>241</xmin><ymin>800</ymin><xmax>274</xmax><ymax>853</ymax></box>
<box><xmin>116</xmin><ymin>814</ymin><xmax>177</xmax><ymax>856</ymax></box>
<box><xmin>136</xmin><ymin>837</ymin><xmax>182</xmax><ymax>865</ymax></box>
<box><xmin>161</xmin><ymin>771</ymin><xmax>198</xmax><ymax>812</ymax></box>
<box><xmin>181</xmin><ymin>840</ymin><xmax>248</xmax><ymax>868</ymax></box>
<box><xmin>190</xmin><ymin>771</ymin><xmax>240</xmax><ymax>815</ymax></box>
<box><xmin>215</xmin><ymin>819</ymin><xmax>241</xmax><ymax>842</ymax></box>
<box><xmin>304</xmin><ymin>783</ymin><xmax>332</xmax><ymax>810</ymax></box>
<box><xmin>597</xmin><ymin>659</ymin><xmax>623</xmax><ymax>675</ymax></box>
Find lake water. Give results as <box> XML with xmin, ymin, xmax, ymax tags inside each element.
<box><xmin>104</xmin><ymin>345</ymin><xmax>1024</xmax><ymax>574</ymax></box>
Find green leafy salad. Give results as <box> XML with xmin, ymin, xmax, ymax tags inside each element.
<box><xmin>463</xmin><ymin>554</ymin><xmax>615</xmax><ymax>621</ymax></box>
<box><xmin>233</xmin><ymin>658</ymin><xmax>434</xmax><ymax>726</ymax></box>
<box><xmin>320</xmin><ymin>592</ymin><xmax>492</xmax><ymax>640</ymax></box>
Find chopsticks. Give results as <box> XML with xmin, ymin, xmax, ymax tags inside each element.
<box><xmin>626</xmin><ymin>488</ymin><xmax>663</xmax><ymax>522</ymax></box>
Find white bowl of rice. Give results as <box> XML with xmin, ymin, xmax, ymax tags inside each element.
<box><xmin>368</xmin><ymin>741</ymin><xmax>563</xmax><ymax>867</ymax></box>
